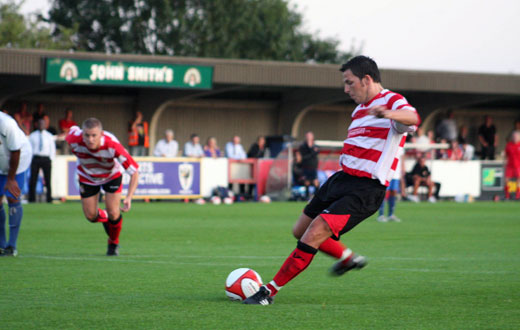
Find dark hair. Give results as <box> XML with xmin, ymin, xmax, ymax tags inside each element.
<box><xmin>339</xmin><ymin>56</ymin><xmax>381</xmax><ymax>83</ymax></box>
<box><xmin>82</xmin><ymin>117</ymin><xmax>103</xmax><ymax>130</ymax></box>
<box><xmin>190</xmin><ymin>133</ymin><xmax>199</xmax><ymax>139</ymax></box>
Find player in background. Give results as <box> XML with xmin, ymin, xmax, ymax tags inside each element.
<box><xmin>377</xmin><ymin>149</ymin><xmax>405</xmax><ymax>222</ymax></box>
<box><xmin>504</xmin><ymin>131</ymin><xmax>520</xmax><ymax>200</ymax></box>
<box><xmin>244</xmin><ymin>56</ymin><xmax>419</xmax><ymax>305</ymax></box>
<box><xmin>0</xmin><ymin>112</ymin><xmax>32</xmax><ymax>256</ymax></box>
<box><xmin>66</xmin><ymin>118</ymin><xmax>139</xmax><ymax>256</ymax></box>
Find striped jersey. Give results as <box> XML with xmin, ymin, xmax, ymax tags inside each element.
<box><xmin>66</xmin><ymin>126</ymin><xmax>138</xmax><ymax>185</ymax></box>
<box><xmin>340</xmin><ymin>89</ymin><xmax>419</xmax><ymax>186</ymax></box>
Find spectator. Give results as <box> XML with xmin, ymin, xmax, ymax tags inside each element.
<box><xmin>408</xmin><ymin>157</ymin><xmax>436</xmax><ymax>203</ymax></box>
<box><xmin>457</xmin><ymin>125</ymin><xmax>475</xmax><ymax>160</ymax></box>
<box><xmin>446</xmin><ymin>140</ymin><xmax>463</xmax><ymax>160</ymax></box>
<box><xmin>204</xmin><ymin>137</ymin><xmax>221</xmax><ymax>158</ymax></box>
<box><xmin>183</xmin><ymin>133</ymin><xmax>204</xmax><ymax>157</ymax></box>
<box><xmin>13</xmin><ymin>102</ymin><xmax>32</xmax><ymax>135</ymax></box>
<box><xmin>128</xmin><ymin>111</ymin><xmax>149</xmax><ymax>156</ymax></box>
<box><xmin>153</xmin><ymin>129</ymin><xmax>178</xmax><ymax>157</ymax></box>
<box><xmin>436</xmin><ymin>110</ymin><xmax>457</xmax><ymax>142</ymax></box>
<box><xmin>504</xmin><ymin>131</ymin><xmax>520</xmax><ymax>200</ymax></box>
<box><xmin>28</xmin><ymin>119</ymin><xmax>56</xmax><ymax>203</ymax></box>
<box><xmin>58</xmin><ymin>109</ymin><xmax>77</xmax><ymax>154</ymax></box>
<box><xmin>298</xmin><ymin>131</ymin><xmax>320</xmax><ymax>197</ymax></box>
<box><xmin>478</xmin><ymin>115</ymin><xmax>497</xmax><ymax>160</ymax></box>
<box><xmin>247</xmin><ymin>136</ymin><xmax>267</xmax><ymax>158</ymax></box>
<box><xmin>507</xmin><ymin>119</ymin><xmax>520</xmax><ymax>142</ymax></box>
<box><xmin>435</xmin><ymin>139</ymin><xmax>449</xmax><ymax>159</ymax></box>
<box><xmin>32</xmin><ymin>103</ymin><xmax>47</xmax><ymax>131</ymax></box>
<box><xmin>225</xmin><ymin>135</ymin><xmax>247</xmax><ymax>160</ymax></box>
<box><xmin>292</xmin><ymin>151</ymin><xmax>306</xmax><ymax>186</ymax></box>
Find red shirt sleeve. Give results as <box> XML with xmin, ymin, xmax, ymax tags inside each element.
<box><xmin>113</xmin><ymin>141</ymin><xmax>139</xmax><ymax>175</ymax></box>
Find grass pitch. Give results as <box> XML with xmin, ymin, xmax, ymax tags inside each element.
<box><xmin>1</xmin><ymin>201</ymin><xmax>519</xmax><ymax>329</ymax></box>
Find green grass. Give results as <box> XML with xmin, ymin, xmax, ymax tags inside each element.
<box><xmin>1</xmin><ymin>201</ymin><xmax>519</xmax><ymax>329</ymax></box>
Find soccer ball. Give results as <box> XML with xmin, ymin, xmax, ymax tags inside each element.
<box><xmin>259</xmin><ymin>195</ymin><xmax>271</xmax><ymax>203</ymax></box>
<box><xmin>225</xmin><ymin>268</ymin><xmax>263</xmax><ymax>301</ymax></box>
<box><xmin>210</xmin><ymin>196</ymin><xmax>222</xmax><ymax>205</ymax></box>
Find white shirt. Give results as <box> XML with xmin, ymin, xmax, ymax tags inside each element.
<box><xmin>29</xmin><ymin>129</ymin><xmax>56</xmax><ymax>160</ymax></box>
<box><xmin>153</xmin><ymin>139</ymin><xmax>178</xmax><ymax>157</ymax></box>
<box><xmin>183</xmin><ymin>141</ymin><xmax>204</xmax><ymax>157</ymax></box>
<box><xmin>0</xmin><ymin>112</ymin><xmax>32</xmax><ymax>174</ymax></box>
<box><xmin>225</xmin><ymin>142</ymin><xmax>247</xmax><ymax>160</ymax></box>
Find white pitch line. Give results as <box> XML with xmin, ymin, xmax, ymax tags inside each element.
<box><xmin>18</xmin><ymin>255</ymin><xmax>518</xmax><ymax>275</ymax></box>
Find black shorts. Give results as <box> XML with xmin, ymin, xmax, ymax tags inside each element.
<box><xmin>79</xmin><ymin>176</ymin><xmax>123</xmax><ymax>198</ymax></box>
<box><xmin>303</xmin><ymin>171</ymin><xmax>386</xmax><ymax>239</ymax></box>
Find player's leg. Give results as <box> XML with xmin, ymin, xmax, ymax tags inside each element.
<box><xmin>42</xmin><ymin>157</ymin><xmax>52</xmax><ymax>203</ymax></box>
<box><xmin>293</xmin><ymin>213</ymin><xmax>349</xmax><ymax>260</ymax></box>
<box><xmin>103</xmin><ymin>176</ymin><xmax>124</xmax><ymax>256</ymax></box>
<box><xmin>377</xmin><ymin>189</ymin><xmax>388</xmax><ymax>222</ymax></box>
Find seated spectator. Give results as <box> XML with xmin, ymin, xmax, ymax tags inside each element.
<box><xmin>204</xmin><ymin>137</ymin><xmax>221</xmax><ymax>158</ymax></box>
<box><xmin>58</xmin><ymin>108</ymin><xmax>77</xmax><ymax>154</ymax></box>
<box><xmin>14</xmin><ymin>102</ymin><xmax>32</xmax><ymax>135</ymax></box>
<box><xmin>408</xmin><ymin>157</ymin><xmax>436</xmax><ymax>203</ymax></box>
<box><xmin>225</xmin><ymin>135</ymin><xmax>247</xmax><ymax>160</ymax></box>
<box><xmin>184</xmin><ymin>133</ymin><xmax>204</xmax><ymax>157</ymax></box>
<box><xmin>153</xmin><ymin>129</ymin><xmax>178</xmax><ymax>157</ymax></box>
<box><xmin>447</xmin><ymin>140</ymin><xmax>463</xmax><ymax>160</ymax></box>
<box><xmin>247</xmin><ymin>136</ymin><xmax>267</xmax><ymax>158</ymax></box>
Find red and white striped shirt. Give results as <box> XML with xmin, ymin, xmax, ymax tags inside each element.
<box><xmin>66</xmin><ymin>126</ymin><xmax>139</xmax><ymax>185</ymax></box>
<box><xmin>341</xmin><ymin>89</ymin><xmax>419</xmax><ymax>186</ymax></box>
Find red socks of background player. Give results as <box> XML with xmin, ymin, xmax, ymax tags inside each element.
<box><xmin>106</xmin><ymin>215</ymin><xmax>123</xmax><ymax>245</ymax></box>
<box><xmin>265</xmin><ymin>241</ymin><xmax>317</xmax><ymax>297</ymax></box>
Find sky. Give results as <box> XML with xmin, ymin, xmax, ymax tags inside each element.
<box><xmin>19</xmin><ymin>0</ymin><xmax>520</xmax><ymax>74</ymax></box>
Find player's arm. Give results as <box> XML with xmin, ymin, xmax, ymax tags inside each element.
<box><xmin>121</xmin><ymin>170</ymin><xmax>139</xmax><ymax>212</ymax></box>
<box><xmin>6</xmin><ymin>150</ymin><xmax>21</xmax><ymax>198</ymax></box>
<box><xmin>370</xmin><ymin>106</ymin><xmax>419</xmax><ymax>126</ymax></box>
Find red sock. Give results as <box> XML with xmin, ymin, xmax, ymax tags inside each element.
<box><xmin>516</xmin><ymin>188</ymin><xmax>520</xmax><ymax>200</ymax></box>
<box><xmin>95</xmin><ymin>208</ymin><xmax>108</xmax><ymax>223</ymax></box>
<box><xmin>265</xmin><ymin>241</ymin><xmax>317</xmax><ymax>297</ymax></box>
<box><xmin>107</xmin><ymin>215</ymin><xmax>123</xmax><ymax>245</ymax></box>
<box><xmin>319</xmin><ymin>238</ymin><xmax>346</xmax><ymax>259</ymax></box>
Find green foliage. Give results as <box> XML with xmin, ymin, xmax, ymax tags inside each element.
<box><xmin>47</xmin><ymin>0</ymin><xmax>352</xmax><ymax>63</ymax></box>
<box><xmin>0</xmin><ymin>0</ymin><xmax>76</xmax><ymax>50</ymax></box>
<box><xmin>1</xmin><ymin>201</ymin><xmax>519</xmax><ymax>329</ymax></box>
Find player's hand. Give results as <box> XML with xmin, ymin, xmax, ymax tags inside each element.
<box><xmin>5</xmin><ymin>178</ymin><xmax>21</xmax><ymax>199</ymax></box>
<box><xmin>369</xmin><ymin>105</ymin><xmax>389</xmax><ymax>118</ymax></box>
<box><xmin>121</xmin><ymin>198</ymin><xmax>132</xmax><ymax>212</ymax></box>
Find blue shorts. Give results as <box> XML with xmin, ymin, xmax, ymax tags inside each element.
<box><xmin>0</xmin><ymin>172</ymin><xmax>27</xmax><ymax>199</ymax></box>
<box><xmin>387</xmin><ymin>179</ymin><xmax>401</xmax><ymax>192</ymax></box>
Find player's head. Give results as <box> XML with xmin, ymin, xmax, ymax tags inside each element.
<box><xmin>512</xmin><ymin>131</ymin><xmax>520</xmax><ymax>143</ymax></box>
<box><xmin>82</xmin><ymin>117</ymin><xmax>103</xmax><ymax>150</ymax></box>
<box><xmin>340</xmin><ymin>56</ymin><xmax>382</xmax><ymax>104</ymax></box>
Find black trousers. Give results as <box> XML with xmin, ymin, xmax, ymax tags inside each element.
<box><xmin>29</xmin><ymin>156</ymin><xmax>52</xmax><ymax>203</ymax></box>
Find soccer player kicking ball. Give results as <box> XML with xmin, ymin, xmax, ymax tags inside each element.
<box><xmin>244</xmin><ymin>56</ymin><xmax>420</xmax><ymax>305</ymax></box>
<box><xmin>66</xmin><ymin>118</ymin><xmax>139</xmax><ymax>256</ymax></box>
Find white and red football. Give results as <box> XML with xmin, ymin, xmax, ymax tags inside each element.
<box><xmin>225</xmin><ymin>268</ymin><xmax>263</xmax><ymax>301</ymax></box>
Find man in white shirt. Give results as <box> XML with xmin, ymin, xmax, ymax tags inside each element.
<box><xmin>28</xmin><ymin>119</ymin><xmax>56</xmax><ymax>203</ymax></box>
<box><xmin>183</xmin><ymin>133</ymin><xmax>204</xmax><ymax>157</ymax></box>
<box><xmin>0</xmin><ymin>111</ymin><xmax>32</xmax><ymax>256</ymax></box>
<box><xmin>225</xmin><ymin>135</ymin><xmax>247</xmax><ymax>160</ymax></box>
<box><xmin>153</xmin><ymin>129</ymin><xmax>178</xmax><ymax>157</ymax></box>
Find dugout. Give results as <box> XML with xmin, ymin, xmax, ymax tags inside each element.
<box><xmin>1</xmin><ymin>48</ymin><xmax>520</xmax><ymax>155</ymax></box>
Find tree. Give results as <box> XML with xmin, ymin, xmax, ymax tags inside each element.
<box><xmin>0</xmin><ymin>0</ymin><xmax>76</xmax><ymax>50</ymax></box>
<box><xmin>48</xmin><ymin>0</ymin><xmax>353</xmax><ymax>63</ymax></box>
